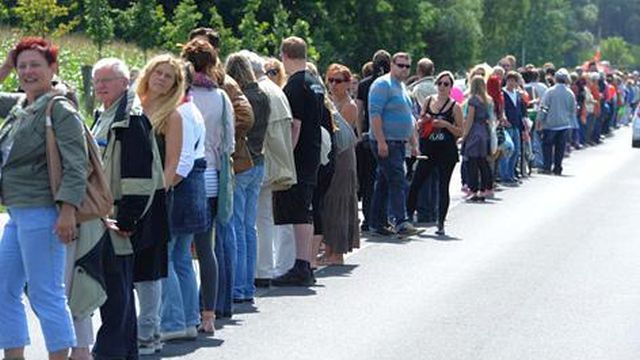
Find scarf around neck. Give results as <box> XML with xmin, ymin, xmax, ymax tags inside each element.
<box><xmin>193</xmin><ymin>72</ymin><xmax>218</xmax><ymax>89</ymax></box>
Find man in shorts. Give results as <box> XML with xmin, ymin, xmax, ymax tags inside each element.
<box><xmin>272</xmin><ymin>37</ymin><xmax>323</xmax><ymax>286</ymax></box>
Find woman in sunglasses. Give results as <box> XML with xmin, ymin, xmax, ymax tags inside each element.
<box><xmin>407</xmin><ymin>71</ymin><xmax>463</xmax><ymax>236</ymax></box>
<box><xmin>265</xmin><ymin>58</ymin><xmax>286</xmax><ymax>88</ymax></box>
<box><xmin>318</xmin><ymin>63</ymin><xmax>359</xmax><ymax>265</ymax></box>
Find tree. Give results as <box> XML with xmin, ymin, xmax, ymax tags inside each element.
<box><xmin>14</xmin><ymin>0</ymin><xmax>76</xmax><ymax>37</ymax></box>
<box><xmin>521</xmin><ymin>0</ymin><xmax>571</xmax><ymax>66</ymax></box>
<box><xmin>208</xmin><ymin>5</ymin><xmax>241</xmax><ymax>58</ymax></box>
<box><xmin>424</xmin><ymin>0</ymin><xmax>482</xmax><ymax>72</ymax></box>
<box><xmin>118</xmin><ymin>0</ymin><xmax>166</xmax><ymax>60</ymax></box>
<box><xmin>161</xmin><ymin>0</ymin><xmax>202</xmax><ymax>51</ymax></box>
<box><xmin>0</xmin><ymin>2</ymin><xmax>9</xmax><ymax>23</ymax></box>
<box><xmin>600</xmin><ymin>36</ymin><xmax>634</xmax><ymax>69</ymax></box>
<box><xmin>238</xmin><ymin>0</ymin><xmax>272</xmax><ymax>55</ymax></box>
<box><xmin>482</xmin><ymin>0</ymin><xmax>533</xmax><ymax>65</ymax></box>
<box><xmin>83</xmin><ymin>0</ymin><xmax>114</xmax><ymax>57</ymax></box>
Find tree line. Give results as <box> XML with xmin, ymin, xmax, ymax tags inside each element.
<box><xmin>1</xmin><ymin>0</ymin><xmax>640</xmax><ymax>72</ymax></box>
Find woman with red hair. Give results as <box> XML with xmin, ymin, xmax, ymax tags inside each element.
<box><xmin>0</xmin><ymin>37</ymin><xmax>86</xmax><ymax>360</ymax></box>
<box><xmin>318</xmin><ymin>63</ymin><xmax>359</xmax><ymax>265</ymax></box>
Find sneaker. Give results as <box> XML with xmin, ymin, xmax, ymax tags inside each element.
<box><xmin>254</xmin><ymin>278</ymin><xmax>271</xmax><ymax>288</ymax></box>
<box><xmin>160</xmin><ymin>329</ymin><xmax>187</xmax><ymax>342</ymax></box>
<box><xmin>374</xmin><ymin>225</ymin><xmax>396</xmax><ymax>236</ymax></box>
<box><xmin>272</xmin><ymin>268</ymin><xmax>314</xmax><ymax>287</ymax></box>
<box><xmin>185</xmin><ymin>326</ymin><xmax>198</xmax><ymax>340</ymax></box>
<box><xmin>481</xmin><ymin>190</ymin><xmax>494</xmax><ymax>199</ymax></box>
<box><xmin>396</xmin><ymin>222</ymin><xmax>420</xmax><ymax>236</ymax></box>
<box><xmin>468</xmin><ymin>195</ymin><xmax>485</xmax><ymax>202</ymax></box>
<box><xmin>154</xmin><ymin>338</ymin><xmax>164</xmax><ymax>353</ymax></box>
<box><xmin>138</xmin><ymin>340</ymin><xmax>156</xmax><ymax>356</ymax></box>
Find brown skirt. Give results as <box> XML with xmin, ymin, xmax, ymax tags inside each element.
<box><xmin>321</xmin><ymin>145</ymin><xmax>360</xmax><ymax>254</ymax></box>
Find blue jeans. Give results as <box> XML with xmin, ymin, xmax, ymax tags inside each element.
<box><xmin>370</xmin><ymin>140</ymin><xmax>408</xmax><ymax>229</ymax></box>
<box><xmin>215</xmin><ymin>219</ymin><xmax>236</xmax><ymax>316</ymax></box>
<box><xmin>416</xmin><ymin>168</ymin><xmax>439</xmax><ymax>222</ymax></box>
<box><xmin>233</xmin><ymin>164</ymin><xmax>264</xmax><ymax>300</ymax></box>
<box><xmin>499</xmin><ymin>128</ymin><xmax>520</xmax><ymax>182</ymax></box>
<box><xmin>94</xmin><ymin>237</ymin><xmax>137</xmax><ymax>359</ymax></box>
<box><xmin>161</xmin><ymin>233</ymin><xmax>200</xmax><ymax>332</ymax></box>
<box><xmin>542</xmin><ymin>129</ymin><xmax>568</xmax><ymax>174</ymax></box>
<box><xmin>0</xmin><ymin>207</ymin><xmax>76</xmax><ymax>352</ymax></box>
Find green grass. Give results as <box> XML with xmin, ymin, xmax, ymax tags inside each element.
<box><xmin>1</xmin><ymin>27</ymin><xmax>160</xmax><ymax>115</ymax></box>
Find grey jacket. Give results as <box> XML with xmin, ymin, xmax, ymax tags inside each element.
<box><xmin>0</xmin><ymin>92</ymin><xmax>87</xmax><ymax>208</ymax></box>
<box><xmin>539</xmin><ymin>84</ymin><xmax>576</xmax><ymax>130</ymax></box>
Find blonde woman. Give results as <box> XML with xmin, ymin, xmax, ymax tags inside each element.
<box><xmin>463</xmin><ymin>76</ymin><xmax>493</xmax><ymax>201</ymax></box>
<box><xmin>135</xmin><ymin>54</ymin><xmax>185</xmax><ymax>348</ymax></box>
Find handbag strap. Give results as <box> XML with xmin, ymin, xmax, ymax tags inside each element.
<box><xmin>45</xmin><ymin>94</ymin><xmax>74</xmax><ymax>193</ymax></box>
<box><xmin>219</xmin><ymin>91</ymin><xmax>231</xmax><ymax>153</ymax></box>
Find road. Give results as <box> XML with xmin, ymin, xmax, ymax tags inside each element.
<box><xmin>16</xmin><ymin>126</ymin><xmax>640</xmax><ymax>359</ymax></box>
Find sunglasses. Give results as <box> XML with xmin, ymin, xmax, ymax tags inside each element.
<box><xmin>328</xmin><ymin>78</ymin><xmax>346</xmax><ymax>84</ymax></box>
<box><xmin>437</xmin><ymin>81</ymin><xmax>451</xmax><ymax>87</ymax></box>
<box><xmin>395</xmin><ymin>63</ymin><xmax>411</xmax><ymax>69</ymax></box>
<box><xmin>266</xmin><ymin>69</ymin><xmax>279</xmax><ymax>77</ymax></box>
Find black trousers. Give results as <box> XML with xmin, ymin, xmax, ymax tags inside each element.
<box><xmin>467</xmin><ymin>157</ymin><xmax>492</xmax><ymax>192</ymax></box>
<box><xmin>356</xmin><ymin>139</ymin><xmax>377</xmax><ymax>229</ymax></box>
<box><xmin>93</xmin><ymin>237</ymin><xmax>138</xmax><ymax>360</ymax></box>
<box><xmin>407</xmin><ymin>159</ymin><xmax>456</xmax><ymax>225</ymax></box>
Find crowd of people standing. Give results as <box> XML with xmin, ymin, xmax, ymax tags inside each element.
<box><xmin>0</xmin><ymin>30</ymin><xmax>638</xmax><ymax>360</ymax></box>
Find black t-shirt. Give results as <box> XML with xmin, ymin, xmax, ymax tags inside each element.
<box><xmin>284</xmin><ymin>70</ymin><xmax>322</xmax><ymax>185</ymax></box>
<box><xmin>356</xmin><ymin>75</ymin><xmax>375</xmax><ymax>134</ymax></box>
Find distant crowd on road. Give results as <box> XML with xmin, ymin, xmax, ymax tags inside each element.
<box><xmin>0</xmin><ymin>29</ymin><xmax>638</xmax><ymax>360</ymax></box>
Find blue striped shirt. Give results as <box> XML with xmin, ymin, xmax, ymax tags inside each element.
<box><xmin>368</xmin><ymin>74</ymin><xmax>415</xmax><ymax>141</ymax></box>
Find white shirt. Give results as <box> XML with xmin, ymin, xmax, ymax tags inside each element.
<box><xmin>176</xmin><ymin>99</ymin><xmax>206</xmax><ymax>178</ymax></box>
<box><xmin>504</xmin><ymin>87</ymin><xmax>518</xmax><ymax>107</ymax></box>
<box><xmin>191</xmin><ymin>86</ymin><xmax>235</xmax><ymax>198</ymax></box>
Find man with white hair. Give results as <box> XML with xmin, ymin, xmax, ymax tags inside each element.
<box><xmin>238</xmin><ymin>50</ymin><xmax>297</xmax><ymax>287</ymax></box>
<box><xmin>91</xmin><ymin>58</ymin><xmax>166</xmax><ymax>358</ymax></box>
<box><xmin>537</xmin><ymin>68</ymin><xmax>577</xmax><ymax>175</ymax></box>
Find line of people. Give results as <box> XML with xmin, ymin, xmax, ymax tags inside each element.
<box><xmin>1</xmin><ymin>32</ymin><xmax>639</xmax><ymax>360</ymax></box>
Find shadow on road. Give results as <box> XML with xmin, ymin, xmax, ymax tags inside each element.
<box><xmin>233</xmin><ymin>302</ymin><xmax>260</xmax><ymax>315</ymax></box>
<box><xmin>259</xmin><ymin>286</ymin><xmax>320</xmax><ymax>298</ymax></box>
<box><xmin>364</xmin><ymin>235</ymin><xmax>416</xmax><ymax>244</ymax></box>
<box><xmin>417</xmin><ymin>233</ymin><xmax>463</xmax><ymax>241</ymax></box>
<box><xmin>315</xmin><ymin>264</ymin><xmax>358</xmax><ymax>278</ymax></box>
<box><xmin>147</xmin><ymin>336</ymin><xmax>224</xmax><ymax>358</ymax></box>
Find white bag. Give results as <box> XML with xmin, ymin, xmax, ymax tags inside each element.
<box><xmin>633</xmin><ymin>104</ymin><xmax>640</xmax><ymax>148</ymax></box>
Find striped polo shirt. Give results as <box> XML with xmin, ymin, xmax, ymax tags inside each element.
<box><xmin>368</xmin><ymin>74</ymin><xmax>415</xmax><ymax>141</ymax></box>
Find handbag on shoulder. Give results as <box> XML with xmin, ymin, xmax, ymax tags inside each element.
<box><xmin>45</xmin><ymin>94</ymin><xmax>113</xmax><ymax>222</ymax></box>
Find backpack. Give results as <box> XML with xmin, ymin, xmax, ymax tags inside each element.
<box><xmin>45</xmin><ymin>94</ymin><xmax>114</xmax><ymax>223</ymax></box>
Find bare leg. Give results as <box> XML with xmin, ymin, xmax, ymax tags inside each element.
<box><xmin>50</xmin><ymin>349</ymin><xmax>70</xmax><ymax>360</ymax></box>
<box><xmin>4</xmin><ymin>347</ymin><xmax>25</xmax><ymax>359</ymax></box>
<box><xmin>311</xmin><ymin>235</ymin><xmax>323</xmax><ymax>268</ymax></box>
<box><xmin>69</xmin><ymin>347</ymin><xmax>93</xmax><ymax>360</ymax></box>
<box><xmin>321</xmin><ymin>245</ymin><xmax>344</xmax><ymax>265</ymax></box>
<box><xmin>293</xmin><ymin>224</ymin><xmax>314</xmax><ymax>262</ymax></box>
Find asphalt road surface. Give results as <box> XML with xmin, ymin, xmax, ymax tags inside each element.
<box><xmin>16</xmin><ymin>126</ymin><xmax>640</xmax><ymax>359</ymax></box>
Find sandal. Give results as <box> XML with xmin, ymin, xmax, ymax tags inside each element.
<box><xmin>317</xmin><ymin>254</ymin><xmax>344</xmax><ymax>266</ymax></box>
<box><xmin>198</xmin><ymin>311</ymin><xmax>215</xmax><ymax>334</ymax></box>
